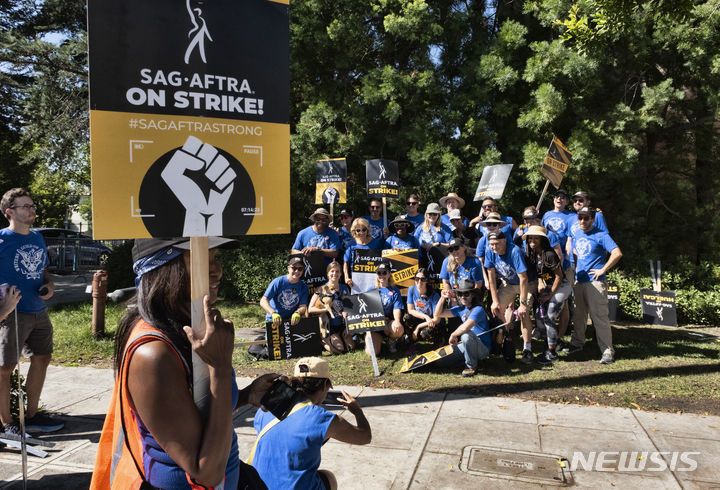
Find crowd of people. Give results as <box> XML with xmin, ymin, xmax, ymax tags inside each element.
<box><xmin>265</xmin><ymin>189</ymin><xmax>622</xmax><ymax>375</ymax></box>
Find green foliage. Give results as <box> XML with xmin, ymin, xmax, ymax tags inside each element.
<box><xmin>217</xmin><ymin>236</ymin><xmax>294</xmax><ymax>303</ymax></box>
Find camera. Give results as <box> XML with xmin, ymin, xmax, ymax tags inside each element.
<box><xmin>260</xmin><ymin>380</ymin><xmax>303</xmax><ymax>420</ymax></box>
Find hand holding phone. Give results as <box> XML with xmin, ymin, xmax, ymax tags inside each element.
<box><xmin>260</xmin><ymin>379</ymin><xmax>302</xmax><ymax>420</ymax></box>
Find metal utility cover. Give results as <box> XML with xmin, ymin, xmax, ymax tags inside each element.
<box><xmin>460</xmin><ymin>446</ymin><xmax>572</xmax><ymax>486</ymax></box>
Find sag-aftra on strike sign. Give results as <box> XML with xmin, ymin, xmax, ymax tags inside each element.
<box><xmin>88</xmin><ymin>0</ymin><xmax>289</xmax><ymax>238</ymax></box>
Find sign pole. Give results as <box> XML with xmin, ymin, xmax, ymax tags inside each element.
<box><xmin>657</xmin><ymin>260</ymin><xmax>662</xmax><ymax>291</ymax></box>
<box><xmin>649</xmin><ymin>260</ymin><xmax>657</xmax><ymax>291</ymax></box>
<box><xmin>13</xmin><ymin>309</ymin><xmax>28</xmax><ymax>489</ymax></box>
<box><xmin>366</xmin><ymin>335</ymin><xmax>381</xmax><ymax>376</ymax></box>
<box><xmin>190</xmin><ymin>236</ymin><xmax>211</xmax><ymax>418</ymax></box>
<box><xmin>382</xmin><ymin>197</ymin><xmax>388</xmax><ymax>232</ymax></box>
<box><xmin>329</xmin><ymin>201</ymin><xmax>335</xmax><ymax>228</ymax></box>
<box><xmin>536</xmin><ymin>179</ymin><xmax>550</xmax><ymax>212</ymax></box>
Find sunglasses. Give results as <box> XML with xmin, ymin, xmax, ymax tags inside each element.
<box><xmin>486</xmin><ymin>223</ymin><xmax>500</xmax><ymax>228</ymax></box>
<box><xmin>457</xmin><ymin>291</ymin><xmax>471</xmax><ymax>298</ymax></box>
<box><xmin>290</xmin><ymin>266</ymin><xmax>305</xmax><ymax>272</ymax></box>
<box><xmin>354</xmin><ymin>228</ymin><xmax>367</xmax><ymax>233</ymax></box>
<box><xmin>573</xmin><ymin>198</ymin><xmax>585</xmax><ymax>203</ymax></box>
<box><xmin>314</xmin><ymin>217</ymin><xmax>329</xmax><ymax>222</ymax></box>
<box><xmin>555</xmin><ymin>195</ymin><xmax>568</xmax><ymax>199</ymax></box>
<box><xmin>369</xmin><ymin>206</ymin><xmax>381</xmax><ymax>209</ymax></box>
<box><xmin>448</xmin><ymin>246</ymin><xmax>462</xmax><ymax>252</ymax></box>
<box><xmin>406</xmin><ymin>201</ymin><xmax>418</xmax><ymax>206</ymax></box>
<box><xmin>415</xmin><ymin>277</ymin><xmax>428</xmax><ymax>282</ymax></box>
<box><xmin>482</xmin><ymin>204</ymin><xmax>496</xmax><ymax>209</ymax></box>
<box><xmin>427</xmin><ymin>213</ymin><xmax>439</xmax><ymax>216</ymax></box>
<box><xmin>377</xmin><ymin>270</ymin><xmax>389</xmax><ymax>275</ymax></box>
<box><xmin>340</xmin><ymin>214</ymin><xmax>352</xmax><ymax>219</ymax></box>
<box><xmin>578</xmin><ymin>215</ymin><xmax>593</xmax><ymax>221</ymax></box>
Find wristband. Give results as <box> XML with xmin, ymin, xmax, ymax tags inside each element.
<box><xmin>291</xmin><ymin>312</ymin><xmax>301</xmax><ymax>323</ymax></box>
<box><xmin>271</xmin><ymin>313</ymin><xmax>282</xmax><ymax>323</ymax></box>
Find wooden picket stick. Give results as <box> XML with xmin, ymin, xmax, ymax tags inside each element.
<box><xmin>329</xmin><ymin>201</ymin><xmax>335</xmax><ymax>227</ymax></box>
<box><xmin>366</xmin><ymin>334</ymin><xmax>381</xmax><ymax>377</ymax></box>
<box><xmin>657</xmin><ymin>260</ymin><xmax>662</xmax><ymax>291</ymax></box>
<box><xmin>190</xmin><ymin>236</ymin><xmax>211</xmax><ymax>418</ymax></box>
<box><xmin>649</xmin><ymin>260</ymin><xmax>657</xmax><ymax>292</ymax></box>
<box><xmin>536</xmin><ymin>179</ymin><xmax>551</xmax><ymax>212</ymax></box>
<box><xmin>382</xmin><ymin>197</ymin><xmax>388</xmax><ymax>232</ymax></box>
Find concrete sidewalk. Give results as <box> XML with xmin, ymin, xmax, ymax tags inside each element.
<box><xmin>1</xmin><ymin>365</ymin><xmax>718</xmax><ymax>489</ymax></box>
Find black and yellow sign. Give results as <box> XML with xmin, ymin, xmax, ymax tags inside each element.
<box><xmin>541</xmin><ymin>136</ymin><xmax>572</xmax><ymax>189</ymax></box>
<box><xmin>88</xmin><ymin>0</ymin><xmax>289</xmax><ymax>238</ymax></box>
<box><xmin>607</xmin><ymin>282</ymin><xmax>619</xmax><ymax>322</ymax></box>
<box><xmin>400</xmin><ymin>345</ymin><xmax>456</xmax><ymax>373</ymax></box>
<box><xmin>474</xmin><ymin>164</ymin><xmax>514</xmax><ymax>201</ymax></box>
<box><xmin>382</xmin><ymin>249</ymin><xmax>419</xmax><ymax>295</ymax></box>
<box><xmin>366</xmin><ymin>159</ymin><xmax>400</xmax><ymax>198</ymax></box>
<box><xmin>299</xmin><ymin>251</ymin><xmax>328</xmax><ymax>296</ymax></box>
<box><xmin>640</xmin><ymin>289</ymin><xmax>677</xmax><ymax>326</ymax></box>
<box><xmin>343</xmin><ymin>290</ymin><xmax>386</xmax><ymax>334</ymax></box>
<box><xmin>265</xmin><ymin>317</ymin><xmax>323</xmax><ymax>360</ymax></box>
<box><xmin>350</xmin><ymin>248</ymin><xmax>384</xmax><ymax>293</ymax></box>
<box><xmin>315</xmin><ymin>158</ymin><xmax>347</xmax><ymax>205</ymax></box>
<box><xmin>425</xmin><ymin>245</ymin><xmax>449</xmax><ymax>290</ymax></box>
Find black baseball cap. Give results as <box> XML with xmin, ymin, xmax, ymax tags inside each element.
<box><xmin>338</xmin><ymin>209</ymin><xmax>354</xmax><ymax>217</ymax></box>
<box><xmin>448</xmin><ymin>237</ymin><xmax>464</xmax><ymax>248</ymax></box>
<box><xmin>577</xmin><ymin>206</ymin><xmax>596</xmax><ymax>218</ymax></box>
<box><xmin>132</xmin><ymin>237</ymin><xmax>238</xmax><ymax>262</ymax></box>
<box><xmin>487</xmin><ymin>230</ymin><xmax>506</xmax><ymax>241</ymax></box>
<box><xmin>554</xmin><ymin>189</ymin><xmax>569</xmax><ymax>198</ymax></box>
<box><xmin>376</xmin><ymin>260</ymin><xmax>392</xmax><ymax>273</ymax></box>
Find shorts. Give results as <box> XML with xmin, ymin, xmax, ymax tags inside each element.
<box><xmin>0</xmin><ymin>310</ymin><xmax>54</xmax><ymax>366</ymax></box>
<box><xmin>497</xmin><ymin>280</ymin><xmax>537</xmax><ymax>308</ymax></box>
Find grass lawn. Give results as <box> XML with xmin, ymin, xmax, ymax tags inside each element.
<box><xmin>49</xmin><ymin>300</ymin><xmax>720</xmax><ymax>415</ymax></box>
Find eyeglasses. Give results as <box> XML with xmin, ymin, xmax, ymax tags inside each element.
<box><xmin>377</xmin><ymin>270</ymin><xmax>389</xmax><ymax>275</ymax></box>
<box><xmin>577</xmin><ymin>215</ymin><xmax>593</xmax><ymax>221</ymax></box>
<box><xmin>290</xmin><ymin>266</ymin><xmax>305</xmax><ymax>272</ymax></box>
<box><xmin>406</xmin><ymin>201</ymin><xmax>418</xmax><ymax>206</ymax></box>
<box><xmin>448</xmin><ymin>246</ymin><xmax>462</xmax><ymax>252</ymax></box>
<box><xmin>457</xmin><ymin>291</ymin><xmax>471</xmax><ymax>298</ymax></box>
<box><xmin>415</xmin><ymin>277</ymin><xmax>427</xmax><ymax>282</ymax></box>
<box><xmin>10</xmin><ymin>204</ymin><xmax>36</xmax><ymax>210</ymax></box>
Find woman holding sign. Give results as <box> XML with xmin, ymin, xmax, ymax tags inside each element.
<box><xmin>343</xmin><ymin>218</ymin><xmax>375</xmax><ymax>290</ymax></box>
<box><xmin>92</xmin><ymin>238</ymin><xmax>278</xmax><ymax>489</ymax></box>
<box><xmin>309</xmin><ymin>262</ymin><xmax>354</xmax><ymax>354</ymax></box>
<box><xmin>367</xmin><ymin>261</ymin><xmax>405</xmax><ymax>356</ymax></box>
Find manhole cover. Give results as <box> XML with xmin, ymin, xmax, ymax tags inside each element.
<box><xmin>460</xmin><ymin>446</ymin><xmax>572</xmax><ymax>486</ymax></box>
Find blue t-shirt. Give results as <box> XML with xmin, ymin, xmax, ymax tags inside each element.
<box><xmin>263</xmin><ymin>275</ymin><xmax>310</xmax><ymax>320</ymax></box>
<box><xmin>378</xmin><ymin>286</ymin><xmax>404</xmax><ymax>316</ymax></box>
<box><xmin>343</xmin><ymin>242</ymin><xmax>375</xmax><ymax>264</ymax></box>
<box><xmin>253</xmin><ymin>402</ymin><xmax>336</xmax><ymax>490</ymax></box>
<box><xmin>542</xmin><ymin>209</ymin><xmax>574</xmax><ymax>242</ymax></box>
<box><xmin>338</xmin><ymin>227</ymin><xmax>354</xmax><ymax>256</ymax></box>
<box><xmin>484</xmin><ymin>243</ymin><xmax>527</xmax><ymax>285</ymax></box>
<box><xmin>401</xmin><ymin>213</ymin><xmax>425</xmax><ymax>228</ymax></box>
<box><xmin>0</xmin><ymin>228</ymin><xmax>49</xmax><ymax>313</ymax></box>
<box><xmin>414</xmin><ymin>225</ymin><xmax>452</xmax><ymax>248</ymax></box>
<box><xmin>292</xmin><ymin>226</ymin><xmax>340</xmax><ymax>256</ymax></box>
<box><xmin>567</xmin><ymin>211</ymin><xmax>608</xmax><ymax>239</ymax></box>
<box><xmin>406</xmin><ymin>285</ymin><xmax>441</xmax><ymax>317</ymax></box>
<box><xmin>384</xmin><ymin>234</ymin><xmax>420</xmax><ymax>250</ymax></box>
<box><xmin>360</xmin><ymin>215</ymin><xmax>386</xmax><ymax>246</ymax></box>
<box><xmin>450</xmin><ymin>304</ymin><xmax>491</xmax><ymax>350</ymax></box>
<box><xmin>572</xmin><ymin>227</ymin><xmax>618</xmax><ymax>283</ymax></box>
<box><xmin>440</xmin><ymin>256</ymin><xmax>484</xmax><ymax>287</ymax></box>
<box><xmin>441</xmin><ymin>213</ymin><xmax>470</xmax><ymax>231</ymax></box>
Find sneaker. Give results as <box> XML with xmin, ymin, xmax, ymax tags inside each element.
<box><xmin>600</xmin><ymin>352</ymin><xmax>615</xmax><ymax>364</ymax></box>
<box><xmin>535</xmin><ymin>349</ymin><xmax>559</xmax><ymax>365</ymax></box>
<box><xmin>560</xmin><ymin>344</ymin><xmax>583</xmax><ymax>355</ymax></box>
<box><xmin>461</xmin><ymin>367</ymin><xmax>477</xmax><ymax>377</ymax></box>
<box><xmin>2</xmin><ymin>421</ymin><xmax>31</xmax><ymax>439</ymax></box>
<box><xmin>556</xmin><ymin>338</ymin><xmax>570</xmax><ymax>350</ymax></box>
<box><xmin>520</xmin><ymin>349</ymin><xmax>533</xmax><ymax>365</ymax></box>
<box><xmin>24</xmin><ymin>413</ymin><xmax>64</xmax><ymax>433</ymax></box>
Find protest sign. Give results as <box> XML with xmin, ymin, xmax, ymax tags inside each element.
<box><xmin>640</xmin><ymin>289</ymin><xmax>677</xmax><ymax>327</ymax></box>
<box><xmin>400</xmin><ymin>345</ymin><xmax>456</xmax><ymax>373</ymax></box>
<box><xmin>315</xmin><ymin>158</ymin><xmax>346</xmax><ymax>205</ymax></box>
<box><xmin>366</xmin><ymin>159</ymin><xmax>399</xmax><ymax>198</ymax></box>
<box><xmin>607</xmin><ymin>282</ymin><xmax>619</xmax><ymax>322</ymax></box>
<box><xmin>473</xmin><ymin>164</ymin><xmax>514</xmax><ymax>201</ymax></box>
<box><xmin>343</xmin><ymin>290</ymin><xmax>386</xmax><ymax>334</ymax></box>
<box><xmin>541</xmin><ymin>136</ymin><xmax>572</xmax><ymax>189</ymax></box>
<box><xmin>299</xmin><ymin>252</ymin><xmax>328</xmax><ymax>295</ymax></box>
<box><xmin>88</xmin><ymin>0</ymin><xmax>290</xmax><ymax>239</ymax></box>
<box><xmin>382</xmin><ymin>249</ymin><xmax>419</xmax><ymax>294</ymax></box>
<box><xmin>350</xmin><ymin>248</ymin><xmax>384</xmax><ymax>293</ymax></box>
<box><xmin>265</xmin><ymin>317</ymin><xmax>323</xmax><ymax>360</ymax></box>
<box><xmin>424</xmin><ymin>245</ymin><xmax>449</xmax><ymax>290</ymax></box>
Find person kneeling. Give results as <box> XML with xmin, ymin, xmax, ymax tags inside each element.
<box><xmin>249</xmin><ymin>357</ymin><xmax>371</xmax><ymax>490</ymax></box>
<box><xmin>434</xmin><ymin>278</ymin><xmax>491</xmax><ymax>377</ymax></box>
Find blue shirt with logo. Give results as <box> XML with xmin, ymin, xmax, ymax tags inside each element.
<box><xmin>484</xmin><ymin>242</ymin><xmax>527</xmax><ymax>285</ymax></box>
<box><xmin>292</xmin><ymin>226</ymin><xmax>340</xmax><ymax>258</ymax></box>
<box><xmin>450</xmin><ymin>304</ymin><xmax>491</xmax><ymax>350</ymax></box>
<box><xmin>567</xmin><ymin>211</ymin><xmax>608</xmax><ymax>240</ymax></box>
<box><xmin>263</xmin><ymin>275</ymin><xmax>309</xmax><ymax>320</ymax></box>
<box><xmin>401</xmin><ymin>213</ymin><xmax>425</xmax><ymax>228</ymax></box>
<box><xmin>384</xmin><ymin>234</ymin><xmax>420</xmax><ymax>250</ymax></box>
<box><xmin>542</xmin><ymin>209</ymin><xmax>574</xmax><ymax>242</ymax></box>
<box><xmin>439</xmin><ymin>256</ymin><xmax>484</xmax><ymax>287</ymax></box>
<box><xmin>406</xmin><ymin>285</ymin><xmax>441</xmax><ymax>317</ymax></box>
<box><xmin>414</xmin><ymin>225</ymin><xmax>453</xmax><ymax>248</ymax></box>
<box><xmin>0</xmin><ymin>228</ymin><xmax>49</xmax><ymax>313</ymax></box>
<box><xmin>572</xmin><ymin>227</ymin><xmax>618</xmax><ymax>283</ymax></box>
<box><xmin>378</xmin><ymin>286</ymin><xmax>404</xmax><ymax>316</ymax></box>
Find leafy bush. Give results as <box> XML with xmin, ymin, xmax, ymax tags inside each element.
<box><xmin>218</xmin><ymin>235</ymin><xmax>294</xmax><ymax>303</ymax></box>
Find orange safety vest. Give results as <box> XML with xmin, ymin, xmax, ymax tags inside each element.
<box><xmin>90</xmin><ymin>319</ymin><xmax>219</xmax><ymax>489</ymax></box>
